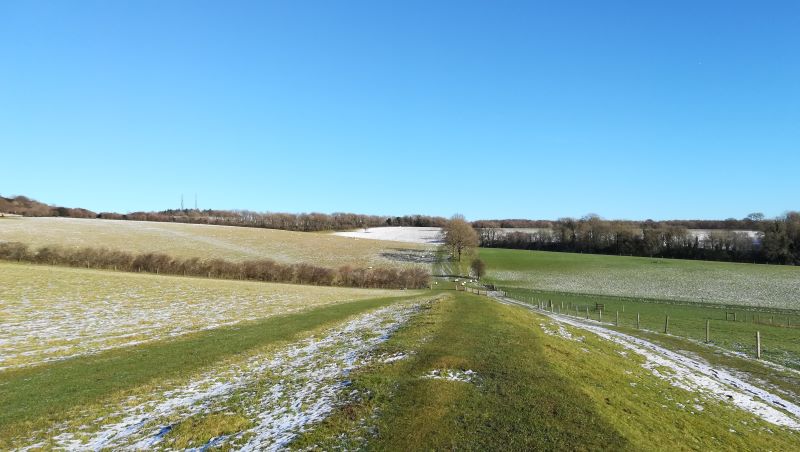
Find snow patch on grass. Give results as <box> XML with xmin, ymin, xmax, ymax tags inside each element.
<box><xmin>496</xmin><ymin>296</ymin><xmax>800</xmax><ymax>431</ymax></box>
<box><xmin>550</xmin><ymin>312</ymin><xmax>800</xmax><ymax>430</ymax></box>
<box><xmin>29</xmin><ymin>302</ymin><xmax>425</xmax><ymax>450</ymax></box>
<box><xmin>0</xmin><ymin>264</ymin><xmax>396</xmax><ymax>370</ymax></box>
<box><xmin>381</xmin><ymin>352</ymin><xmax>409</xmax><ymax>363</ymax></box>
<box><xmin>421</xmin><ymin>369</ymin><xmax>478</xmax><ymax>383</ymax></box>
<box><xmin>539</xmin><ymin>322</ymin><xmax>584</xmax><ymax>342</ymax></box>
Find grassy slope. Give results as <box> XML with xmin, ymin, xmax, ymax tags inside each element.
<box><xmin>478</xmin><ymin>247</ymin><xmax>800</xmax><ymax>309</ymax></box>
<box><xmin>0</xmin><ymin>294</ymin><xmax>419</xmax><ymax>447</ymax></box>
<box><xmin>293</xmin><ymin>293</ymin><xmax>800</xmax><ymax>450</ymax></box>
<box><xmin>504</xmin><ymin>287</ymin><xmax>800</xmax><ymax>371</ymax></box>
<box><xmin>1</xmin><ymin>262</ymin><xmax>401</xmax><ymax>369</ymax></box>
<box><xmin>0</xmin><ymin>216</ymin><xmax>430</xmax><ymax>268</ymax></box>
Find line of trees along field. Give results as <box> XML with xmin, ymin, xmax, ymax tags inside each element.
<box><xmin>0</xmin><ymin>242</ymin><xmax>430</xmax><ymax>289</ymax></box>
<box><xmin>478</xmin><ymin>213</ymin><xmax>800</xmax><ymax>265</ymax></box>
<box><xmin>4</xmin><ymin>194</ymin><xmax>799</xmax><ymax>265</ymax></box>
<box><xmin>0</xmin><ymin>195</ymin><xmax>446</xmax><ymax>231</ymax></box>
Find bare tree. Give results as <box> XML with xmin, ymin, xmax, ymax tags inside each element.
<box><xmin>443</xmin><ymin>214</ymin><xmax>479</xmax><ymax>261</ymax></box>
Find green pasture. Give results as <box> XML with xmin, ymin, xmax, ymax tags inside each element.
<box><xmin>478</xmin><ymin>248</ymin><xmax>800</xmax><ymax>309</ymax></box>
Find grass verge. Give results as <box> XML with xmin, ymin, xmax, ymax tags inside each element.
<box><xmin>503</xmin><ymin>287</ymin><xmax>800</xmax><ymax>371</ymax></box>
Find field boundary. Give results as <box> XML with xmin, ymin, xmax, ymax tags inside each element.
<box><xmin>0</xmin><ymin>242</ymin><xmax>430</xmax><ymax>289</ymax></box>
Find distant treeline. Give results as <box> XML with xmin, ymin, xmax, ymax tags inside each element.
<box><xmin>102</xmin><ymin>210</ymin><xmax>448</xmax><ymax>232</ymax></box>
<box><xmin>479</xmin><ymin>213</ymin><xmax>800</xmax><ymax>265</ymax></box>
<box><xmin>0</xmin><ymin>195</ymin><xmax>96</xmax><ymax>218</ymax></box>
<box><xmin>0</xmin><ymin>195</ymin><xmax>446</xmax><ymax>232</ymax></box>
<box><xmin>0</xmin><ymin>242</ymin><xmax>430</xmax><ymax>289</ymax></box>
<box><xmin>4</xmin><ymin>194</ymin><xmax>799</xmax><ymax>265</ymax></box>
<box><xmin>472</xmin><ymin>217</ymin><xmax>767</xmax><ymax>231</ymax></box>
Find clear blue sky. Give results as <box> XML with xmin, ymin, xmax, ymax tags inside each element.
<box><xmin>1</xmin><ymin>1</ymin><xmax>798</xmax><ymax>220</ymax></box>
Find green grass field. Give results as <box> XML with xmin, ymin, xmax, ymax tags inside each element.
<box><xmin>0</xmin><ymin>216</ymin><xmax>432</xmax><ymax>268</ymax></box>
<box><xmin>479</xmin><ymin>248</ymin><xmax>800</xmax><ymax>308</ymax></box>
<box><xmin>292</xmin><ymin>293</ymin><xmax>800</xmax><ymax>450</ymax></box>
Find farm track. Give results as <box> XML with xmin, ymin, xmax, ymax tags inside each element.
<box><xmin>493</xmin><ymin>294</ymin><xmax>800</xmax><ymax>431</ymax></box>
<box><xmin>18</xmin><ymin>301</ymin><xmax>428</xmax><ymax>450</ymax></box>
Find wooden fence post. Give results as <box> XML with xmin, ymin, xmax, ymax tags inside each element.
<box><xmin>637</xmin><ymin>313</ymin><xmax>640</xmax><ymax>329</ymax></box>
<box><xmin>664</xmin><ymin>315</ymin><xmax>669</xmax><ymax>334</ymax></box>
<box><xmin>756</xmin><ymin>331</ymin><xmax>761</xmax><ymax>359</ymax></box>
<box><xmin>706</xmin><ymin>319</ymin><xmax>710</xmax><ymax>343</ymax></box>
<box><xmin>599</xmin><ymin>309</ymin><xmax>602</xmax><ymax>322</ymax></box>
<box><xmin>586</xmin><ymin>306</ymin><xmax>589</xmax><ymax>320</ymax></box>
<box><xmin>616</xmin><ymin>311</ymin><xmax>619</xmax><ymax>326</ymax></box>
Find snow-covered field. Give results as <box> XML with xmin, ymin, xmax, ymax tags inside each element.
<box><xmin>22</xmin><ymin>302</ymin><xmax>426</xmax><ymax>450</ymax></box>
<box><xmin>333</xmin><ymin>227</ymin><xmax>443</xmax><ymax>244</ymax></box>
<box><xmin>496</xmin><ymin>296</ymin><xmax>800</xmax><ymax>431</ymax></box>
<box><xmin>0</xmin><ymin>263</ymin><xmax>399</xmax><ymax>370</ymax></box>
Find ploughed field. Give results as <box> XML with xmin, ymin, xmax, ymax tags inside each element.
<box><xmin>479</xmin><ymin>248</ymin><xmax>800</xmax><ymax>309</ymax></box>
<box><xmin>0</xmin><ymin>217</ymin><xmax>434</xmax><ymax>268</ymax></box>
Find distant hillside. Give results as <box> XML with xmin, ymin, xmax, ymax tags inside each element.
<box><xmin>0</xmin><ymin>194</ymin><xmax>446</xmax><ymax>231</ymax></box>
<box><xmin>0</xmin><ymin>195</ymin><xmax>95</xmax><ymax>218</ymax></box>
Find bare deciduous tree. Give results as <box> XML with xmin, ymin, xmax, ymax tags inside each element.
<box><xmin>443</xmin><ymin>214</ymin><xmax>479</xmax><ymax>262</ymax></box>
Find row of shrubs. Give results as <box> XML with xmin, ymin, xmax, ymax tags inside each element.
<box><xmin>0</xmin><ymin>242</ymin><xmax>430</xmax><ymax>289</ymax></box>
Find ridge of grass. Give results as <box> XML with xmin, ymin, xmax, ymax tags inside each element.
<box><xmin>294</xmin><ymin>292</ymin><xmax>629</xmax><ymax>450</ymax></box>
<box><xmin>292</xmin><ymin>292</ymin><xmax>800</xmax><ymax>450</ymax></box>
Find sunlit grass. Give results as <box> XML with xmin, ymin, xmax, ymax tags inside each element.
<box><xmin>293</xmin><ymin>292</ymin><xmax>800</xmax><ymax>450</ymax></box>
<box><xmin>479</xmin><ymin>247</ymin><xmax>800</xmax><ymax>308</ymax></box>
<box><xmin>0</xmin><ymin>217</ymin><xmax>432</xmax><ymax>268</ymax></box>
<box><xmin>0</xmin><ymin>262</ymin><xmax>407</xmax><ymax>369</ymax></box>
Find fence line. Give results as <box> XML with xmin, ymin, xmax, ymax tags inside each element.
<box><xmin>504</xmin><ymin>290</ymin><xmax>778</xmax><ymax>360</ymax></box>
